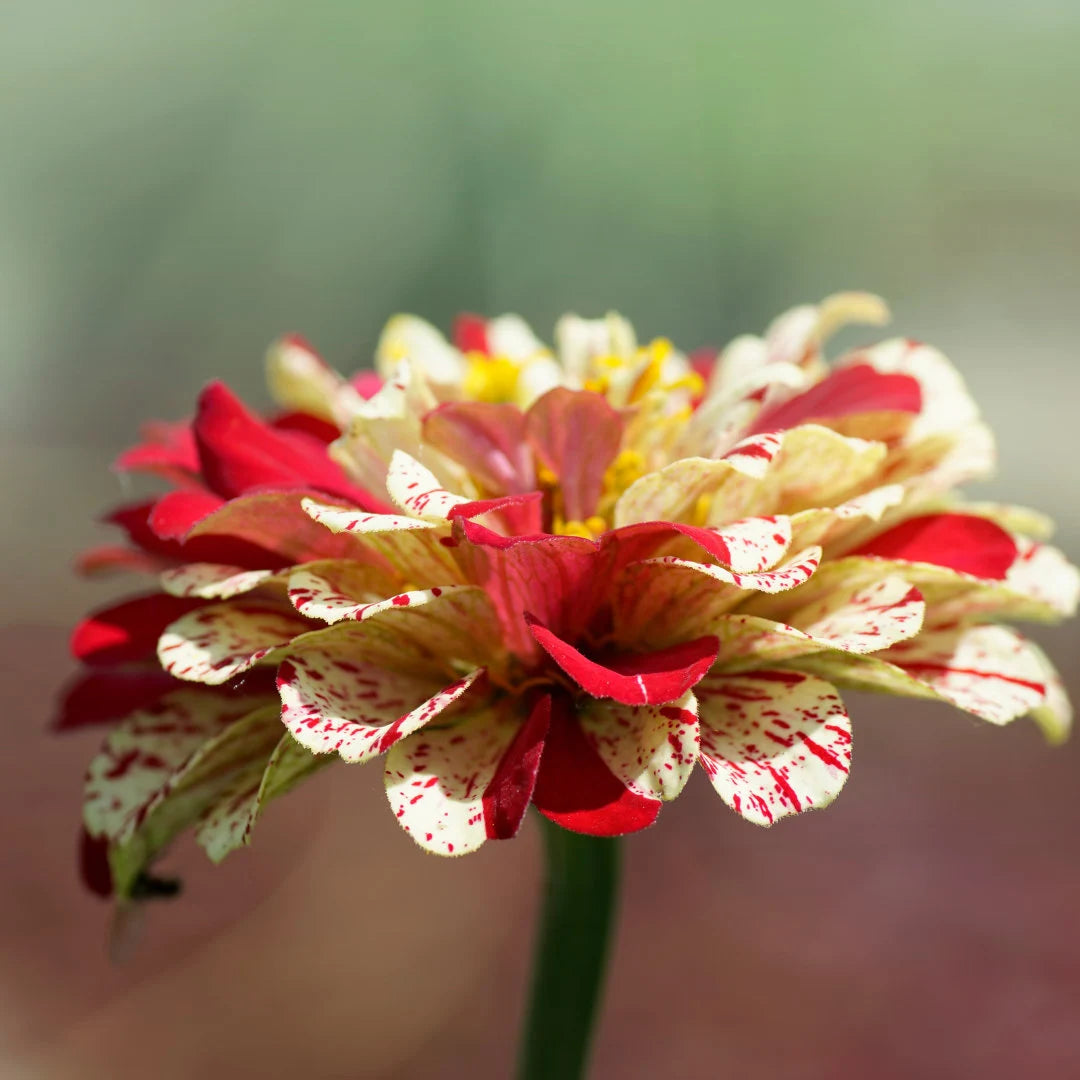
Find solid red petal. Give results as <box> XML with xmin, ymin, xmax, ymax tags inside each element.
<box><xmin>453</xmin><ymin>313</ymin><xmax>490</xmax><ymax>354</ymax></box>
<box><xmin>526</xmin><ymin>615</ymin><xmax>719</xmax><ymax>706</ymax></box>
<box><xmin>149</xmin><ymin>489</ymin><xmax>227</xmax><ymax>540</ymax></box>
<box><xmin>79</xmin><ymin>829</ymin><xmax>113</xmax><ymax>898</ymax></box>
<box><xmin>271</xmin><ymin>411</ymin><xmax>341</xmax><ymax>444</ymax></box>
<box><xmin>448</xmin><ymin>491</ymin><xmax>545</xmax><ymax>536</ymax></box>
<box><xmin>482</xmin><ymin>695</ymin><xmax>550</xmax><ymax>840</ymax></box>
<box><xmin>852</xmin><ymin>513</ymin><xmax>1018</xmax><ymax>581</ymax></box>
<box><xmin>532</xmin><ymin>695</ymin><xmax>661</xmax><ymax>836</ymax></box>
<box><xmin>54</xmin><ymin>668</ymin><xmax>179</xmax><ymax>731</ymax></box>
<box><xmin>751</xmin><ymin>363</ymin><xmax>922</xmax><ymax>433</ymax></box>
<box><xmin>113</xmin><ymin>420</ymin><xmax>200</xmax><ymax>477</ymax></box>
<box><xmin>71</xmin><ymin>593</ymin><xmax>206</xmax><ymax>666</ymax></box>
<box><xmin>193</xmin><ymin>381</ymin><xmax>376</xmax><ymax>505</ymax></box>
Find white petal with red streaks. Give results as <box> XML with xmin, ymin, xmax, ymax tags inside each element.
<box><xmin>302</xmin><ymin>497</ymin><xmax>465</xmax><ymax>586</ymax></box>
<box><xmin>800</xmin><ymin>623</ymin><xmax>1047</xmax><ymax>725</ymax></box>
<box><xmin>712</xmin><ymin>515</ymin><xmax>792</xmax><ymax>572</ymax></box>
<box><xmin>278</xmin><ymin>646</ymin><xmax>482</xmax><ymax>763</ymax></box>
<box><xmin>384</xmin><ymin>705</ymin><xmax>521</xmax><ymax>856</ymax></box>
<box><xmin>721</xmin><ymin>431</ymin><xmax>784</xmax><ymax>478</ymax></box>
<box><xmin>287</xmin><ymin>562</ymin><xmax>403</xmax><ymax>624</ymax></box>
<box><xmin>697</xmin><ymin>671</ymin><xmax>852</xmax><ymax>825</ymax></box>
<box><xmin>161</xmin><ymin>563</ymin><xmax>277</xmax><ymax>600</ymax></box>
<box><xmin>846</xmin><ymin>338</ymin><xmax>978</xmax><ymax>440</ymax></box>
<box><xmin>578</xmin><ymin>693</ymin><xmax>699</xmax><ymax>801</ymax></box>
<box><xmin>158</xmin><ymin>603</ymin><xmax>308</xmax><ymax>685</ymax></box>
<box><xmin>386</xmin><ymin>450</ymin><xmax>469</xmax><ymax>520</ymax></box>
<box><xmin>713</xmin><ymin>574</ymin><xmax>925</xmax><ymax>670</ymax></box>
<box><xmin>83</xmin><ymin>689</ymin><xmax>269</xmax><ymax>843</ymax></box>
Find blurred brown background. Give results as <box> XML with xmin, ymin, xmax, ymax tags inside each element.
<box><xmin>2</xmin><ymin>1</ymin><xmax>1079</xmax><ymax>1077</ymax></box>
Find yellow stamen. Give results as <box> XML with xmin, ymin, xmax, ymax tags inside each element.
<box><xmin>462</xmin><ymin>352</ymin><xmax>521</xmax><ymax>403</ymax></box>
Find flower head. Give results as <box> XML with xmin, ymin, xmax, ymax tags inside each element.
<box><xmin>66</xmin><ymin>295</ymin><xmax>1078</xmax><ymax>899</ymax></box>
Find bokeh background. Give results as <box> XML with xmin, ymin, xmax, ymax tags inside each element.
<box><xmin>3</xmin><ymin>1</ymin><xmax>1080</xmax><ymax>1077</ymax></box>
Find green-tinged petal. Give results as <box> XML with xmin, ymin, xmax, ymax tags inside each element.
<box><xmin>195</xmin><ymin>734</ymin><xmax>334</xmax><ymax>862</ymax></box>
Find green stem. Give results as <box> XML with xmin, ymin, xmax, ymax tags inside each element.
<box><xmin>517</xmin><ymin>815</ymin><xmax>622</xmax><ymax>1080</ymax></box>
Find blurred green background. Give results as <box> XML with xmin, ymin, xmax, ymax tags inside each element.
<box><xmin>3</xmin><ymin>3</ymin><xmax>1080</xmax><ymax>1078</ymax></box>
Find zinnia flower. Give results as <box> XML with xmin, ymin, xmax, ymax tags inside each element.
<box><xmin>65</xmin><ymin>294</ymin><xmax>1078</xmax><ymax>901</ymax></box>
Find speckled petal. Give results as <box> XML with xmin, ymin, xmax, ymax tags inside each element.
<box><xmin>84</xmin><ymin>690</ymin><xmax>280</xmax><ymax>896</ymax></box>
<box><xmin>286</xmin><ymin>562</ymin><xmax>405</xmax><ymax>624</ymax></box>
<box><xmin>160</xmin><ymin>563</ymin><xmax>277</xmax><ymax>600</ymax></box>
<box><xmin>713</xmin><ymin>574</ymin><xmax>925</xmax><ymax>670</ymax></box>
<box><xmin>384</xmin><ymin>703</ymin><xmax>525</xmax><ymax>856</ymax></box>
<box><xmin>278</xmin><ymin>643</ymin><xmax>482</xmax><ymax>763</ymax></box>
<box><xmin>578</xmin><ymin>692</ymin><xmax>699</xmax><ymax>801</ymax></box>
<box><xmin>158</xmin><ymin>602</ymin><xmax>309</xmax><ymax>685</ymax></box>
<box><xmin>386</xmin><ymin>449</ymin><xmax>469</xmax><ymax>520</ymax></box>
<box><xmin>302</xmin><ymin>497</ymin><xmax>465</xmax><ymax>586</ymax></box>
<box><xmin>697</xmin><ymin>671</ymin><xmax>852</xmax><ymax>825</ymax></box>
<box><xmin>800</xmin><ymin>623</ymin><xmax>1047</xmax><ymax>725</ymax></box>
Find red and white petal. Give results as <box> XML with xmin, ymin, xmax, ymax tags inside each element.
<box><xmin>578</xmin><ymin>692</ymin><xmax>699</xmax><ymax>801</ymax></box>
<box><xmin>613</xmin><ymin>547</ymin><xmax>821</xmax><ymax>651</ymax></box>
<box><xmin>526</xmin><ymin>615</ymin><xmax>717</xmax><ymax>706</ymax></box>
<box><xmin>83</xmin><ymin>689</ymin><xmax>262</xmax><ymax>842</ymax></box>
<box><xmin>386</xmin><ymin>449</ymin><xmax>469</xmax><ymax>520</ymax></box>
<box><xmin>532</xmin><ymin>694</ymin><xmax>661</xmax><ymax>836</ymax></box>
<box><xmin>161</xmin><ymin>563</ymin><xmax>277</xmax><ymax>600</ymax></box>
<box><xmin>845</xmin><ymin>338</ymin><xmax>979</xmax><ymax>441</ymax></box>
<box><xmin>72</xmin><ymin>593</ymin><xmax>206</xmax><ymax>667</ymax></box>
<box><xmin>749</xmin><ymin>362</ymin><xmax>922</xmax><ymax>438</ymax></box>
<box><xmin>302</xmin><ymin>497</ymin><xmax>465</xmax><ymax>586</ymax></box>
<box><xmin>719</xmin><ymin>431</ymin><xmax>785</xmax><ymax>478</ymax></box>
<box><xmin>384</xmin><ymin>702</ymin><xmax>531</xmax><ymax>856</ymax></box>
<box><xmin>710</xmin><ymin>515</ymin><xmax>792</xmax><ymax>573</ymax></box>
<box><xmin>716</xmin><ymin>574</ymin><xmax>925</xmax><ymax>670</ymax></box>
<box><xmin>278</xmin><ymin>644</ymin><xmax>482</xmax><ymax>763</ymax></box>
<box><xmin>286</xmin><ymin>562</ymin><xmax>404</xmax><ymax>624</ymax></box>
<box><xmin>697</xmin><ymin>671</ymin><xmax>852</xmax><ymax>825</ymax></box>
<box><xmin>158</xmin><ymin>603</ymin><xmax>309</xmax><ymax>685</ymax></box>
<box><xmin>801</xmin><ymin>623</ymin><xmax>1047</xmax><ymax>726</ymax></box>
<box><xmin>302</xmin><ymin>496</ymin><xmax>440</xmax><ymax>536</ymax></box>
<box><xmin>186</xmin><ymin>490</ymin><xmax>377</xmax><ymax>563</ymax></box>
<box><xmin>526</xmin><ymin>388</ymin><xmax>624</xmax><ymax>522</ymax></box>
<box><xmin>788</xmin><ymin>484</ymin><xmax>905</xmax><ymax>551</ymax></box>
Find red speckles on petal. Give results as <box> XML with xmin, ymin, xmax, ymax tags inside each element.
<box><xmin>697</xmin><ymin>670</ymin><xmax>852</xmax><ymax>826</ymax></box>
